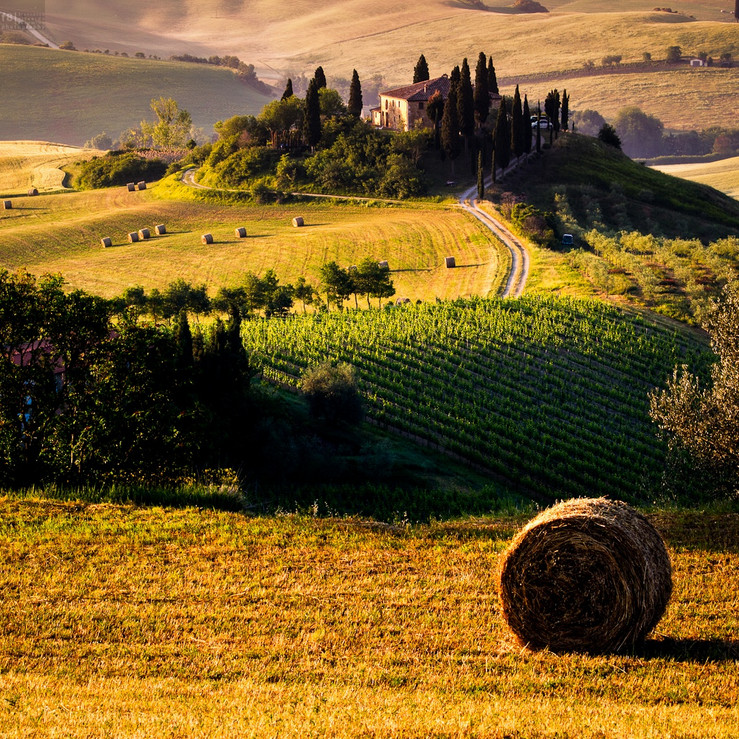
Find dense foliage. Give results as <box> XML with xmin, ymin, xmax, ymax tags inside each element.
<box><xmin>74</xmin><ymin>151</ymin><xmax>167</xmax><ymax>189</ymax></box>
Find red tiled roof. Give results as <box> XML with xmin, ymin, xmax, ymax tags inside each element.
<box><xmin>381</xmin><ymin>75</ymin><xmax>451</xmax><ymax>102</ymax></box>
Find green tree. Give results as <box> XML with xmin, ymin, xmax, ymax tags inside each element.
<box><xmin>511</xmin><ymin>85</ymin><xmax>525</xmax><ymax>160</ymax></box>
<box><xmin>487</xmin><ymin>56</ymin><xmax>498</xmax><ymax>94</ymax></box>
<box><xmin>144</xmin><ymin>97</ymin><xmax>192</xmax><ymax>150</ymax></box>
<box><xmin>314</xmin><ymin>66</ymin><xmax>327</xmax><ymax>89</ymax></box>
<box><xmin>319</xmin><ymin>261</ymin><xmax>353</xmax><ymax>311</ymax></box>
<box><xmin>666</xmin><ymin>45</ymin><xmax>682</xmax><ymax>63</ymax></box>
<box><xmin>303</xmin><ymin>79</ymin><xmax>322</xmax><ymax>150</ymax></box>
<box><xmin>598</xmin><ymin>123</ymin><xmax>622</xmax><ymax>149</ymax></box>
<box><xmin>493</xmin><ymin>97</ymin><xmax>511</xmax><ymax>173</ymax></box>
<box><xmin>457</xmin><ymin>58</ymin><xmax>475</xmax><ymax>145</ymax></box>
<box><xmin>260</xmin><ymin>96</ymin><xmax>304</xmax><ymax>149</ymax></box>
<box><xmin>348</xmin><ymin>69</ymin><xmax>363</xmax><ymax>118</ymax></box>
<box><xmin>294</xmin><ymin>276</ymin><xmax>315</xmax><ymax>313</ymax></box>
<box><xmin>413</xmin><ymin>54</ymin><xmax>430</xmax><ymax>83</ymax></box>
<box><xmin>650</xmin><ymin>283</ymin><xmax>739</xmax><ymax>498</ymax></box>
<box><xmin>473</xmin><ymin>51</ymin><xmax>490</xmax><ymax>124</ymax></box>
<box><xmin>300</xmin><ymin>361</ymin><xmax>363</xmax><ymax>425</ymax></box>
<box><xmin>281</xmin><ymin>78</ymin><xmax>294</xmax><ymax>100</ymax></box>
<box><xmin>353</xmin><ymin>257</ymin><xmax>395</xmax><ymax>309</ymax></box>
<box><xmin>613</xmin><ymin>106</ymin><xmax>664</xmax><ymax>157</ymax></box>
<box><xmin>426</xmin><ymin>90</ymin><xmax>445</xmax><ymax>149</ymax></box>
<box><xmin>441</xmin><ymin>87</ymin><xmax>462</xmax><ymax>176</ymax></box>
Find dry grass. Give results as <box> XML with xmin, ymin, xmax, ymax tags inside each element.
<box><xmin>0</xmin><ymin>141</ymin><xmax>101</xmax><ymax>195</ymax></box>
<box><xmin>652</xmin><ymin>156</ymin><xmax>739</xmax><ymax>199</ymax></box>
<box><xmin>0</xmin><ymin>498</ymin><xmax>737</xmax><ymax>737</ymax></box>
<box><xmin>0</xmin><ymin>178</ymin><xmax>507</xmax><ymax>301</ymax></box>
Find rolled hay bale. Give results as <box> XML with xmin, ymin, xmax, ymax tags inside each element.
<box><xmin>498</xmin><ymin>497</ymin><xmax>672</xmax><ymax>653</ymax></box>
<box><xmin>445</xmin><ymin>256</ymin><xmax>456</xmax><ymax>268</ymax></box>
<box><xmin>2</xmin><ymin>200</ymin><xmax>12</xmax><ymax>209</ymax></box>
<box><xmin>235</xmin><ymin>226</ymin><xmax>247</xmax><ymax>238</ymax></box>
<box><xmin>378</xmin><ymin>260</ymin><xmax>389</xmax><ymax>270</ymax></box>
<box><xmin>138</xmin><ymin>228</ymin><xmax>151</xmax><ymax>240</ymax></box>
<box><xmin>155</xmin><ymin>224</ymin><xmax>166</xmax><ymax>235</ymax></box>
<box><xmin>100</xmin><ymin>237</ymin><xmax>113</xmax><ymax>248</ymax></box>
<box><xmin>127</xmin><ymin>232</ymin><xmax>140</xmax><ymax>243</ymax></box>
<box><xmin>201</xmin><ymin>233</ymin><xmax>214</xmax><ymax>245</ymax></box>
<box><xmin>126</xmin><ymin>182</ymin><xmax>136</xmax><ymax>192</ymax></box>
<box><xmin>28</xmin><ymin>188</ymin><xmax>38</xmax><ymax>196</ymax></box>
<box><xmin>137</xmin><ymin>181</ymin><xmax>147</xmax><ymax>191</ymax></box>
<box><xmin>292</xmin><ymin>216</ymin><xmax>305</xmax><ymax>227</ymax></box>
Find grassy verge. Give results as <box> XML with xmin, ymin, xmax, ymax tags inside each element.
<box><xmin>0</xmin><ymin>498</ymin><xmax>736</xmax><ymax>737</ymax></box>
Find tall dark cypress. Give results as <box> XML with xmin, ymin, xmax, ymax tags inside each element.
<box><xmin>441</xmin><ymin>87</ymin><xmax>462</xmax><ymax>176</ymax></box>
<box><xmin>523</xmin><ymin>95</ymin><xmax>532</xmax><ymax>155</ymax></box>
<box><xmin>314</xmin><ymin>66</ymin><xmax>327</xmax><ymax>89</ymax></box>
<box><xmin>487</xmin><ymin>56</ymin><xmax>499</xmax><ymax>95</ymax></box>
<box><xmin>303</xmin><ymin>78</ymin><xmax>322</xmax><ymax>149</ymax></box>
<box><xmin>561</xmin><ymin>89</ymin><xmax>570</xmax><ymax>131</ymax></box>
<box><xmin>457</xmin><ymin>58</ymin><xmax>475</xmax><ymax>141</ymax></box>
<box><xmin>493</xmin><ymin>97</ymin><xmax>511</xmax><ymax>173</ymax></box>
<box><xmin>536</xmin><ymin>101</ymin><xmax>542</xmax><ymax>154</ymax></box>
<box><xmin>735</xmin><ymin>0</ymin><xmax>738</xmax><ymax>21</ymax></box>
<box><xmin>511</xmin><ymin>85</ymin><xmax>525</xmax><ymax>160</ymax></box>
<box><xmin>281</xmin><ymin>78</ymin><xmax>294</xmax><ymax>100</ymax></box>
<box><xmin>348</xmin><ymin>69</ymin><xmax>363</xmax><ymax>118</ymax></box>
<box><xmin>545</xmin><ymin>89</ymin><xmax>561</xmax><ymax>143</ymax></box>
<box><xmin>413</xmin><ymin>54</ymin><xmax>430</xmax><ymax>83</ymax></box>
<box><xmin>473</xmin><ymin>51</ymin><xmax>490</xmax><ymax>124</ymax></box>
<box><xmin>450</xmin><ymin>64</ymin><xmax>461</xmax><ymax>87</ymax></box>
<box><xmin>477</xmin><ymin>149</ymin><xmax>485</xmax><ymax>200</ymax></box>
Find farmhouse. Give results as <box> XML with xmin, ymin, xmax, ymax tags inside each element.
<box><xmin>372</xmin><ymin>75</ymin><xmax>502</xmax><ymax>131</ymax></box>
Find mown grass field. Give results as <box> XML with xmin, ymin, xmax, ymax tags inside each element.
<box><xmin>0</xmin><ymin>45</ymin><xmax>273</xmax><ymax>146</ymax></box>
<box><xmin>0</xmin><ymin>498</ymin><xmax>737</xmax><ymax>737</ymax></box>
<box><xmin>0</xmin><ymin>173</ymin><xmax>507</xmax><ymax>300</ymax></box>
<box><xmin>653</xmin><ymin>155</ymin><xmax>739</xmax><ymax>200</ymax></box>
<box><xmin>0</xmin><ymin>141</ymin><xmax>101</xmax><ymax>195</ymax></box>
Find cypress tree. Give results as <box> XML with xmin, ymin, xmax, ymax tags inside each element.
<box><xmin>493</xmin><ymin>97</ymin><xmax>511</xmax><ymax>173</ymax></box>
<box><xmin>545</xmin><ymin>89</ymin><xmax>561</xmax><ymax>143</ymax></box>
<box><xmin>281</xmin><ymin>78</ymin><xmax>294</xmax><ymax>100</ymax></box>
<box><xmin>473</xmin><ymin>51</ymin><xmax>490</xmax><ymax>124</ymax></box>
<box><xmin>450</xmin><ymin>64</ymin><xmax>461</xmax><ymax>87</ymax></box>
<box><xmin>413</xmin><ymin>54</ymin><xmax>430</xmax><ymax>83</ymax></box>
<box><xmin>561</xmin><ymin>89</ymin><xmax>570</xmax><ymax>131</ymax></box>
<box><xmin>426</xmin><ymin>90</ymin><xmax>445</xmax><ymax>150</ymax></box>
<box><xmin>487</xmin><ymin>56</ymin><xmax>499</xmax><ymax>94</ymax></box>
<box><xmin>457</xmin><ymin>58</ymin><xmax>475</xmax><ymax>143</ymax></box>
<box><xmin>511</xmin><ymin>85</ymin><xmax>525</xmax><ymax>160</ymax></box>
<box><xmin>536</xmin><ymin>101</ymin><xmax>542</xmax><ymax>154</ymax></box>
<box><xmin>523</xmin><ymin>95</ymin><xmax>532</xmax><ymax>155</ymax></box>
<box><xmin>173</xmin><ymin>309</ymin><xmax>193</xmax><ymax>368</ymax></box>
<box><xmin>441</xmin><ymin>88</ymin><xmax>462</xmax><ymax>176</ymax></box>
<box><xmin>735</xmin><ymin>0</ymin><xmax>738</xmax><ymax>21</ymax></box>
<box><xmin>348</xmin><ymin>69</ymin><xmax>363</xmax><ymax>118</ymax></box>
<box><xmin>303</xmin><ymin>78</ymin><xmax>322</xmax><ymax>149</ymax></box>
<box><xmin>477</xmin><ymin>149</ymin><xmax>485</xmax><ymax>200</ymax></box>
<box><xmin>314</xmin><ymin>66</ymin><xmax>327</xmax><ymax>89</ymax></box>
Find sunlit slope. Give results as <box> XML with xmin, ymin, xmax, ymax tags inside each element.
<box><xmin>0</xmin><ymin>45</ymin><xmax>273</xmax><ymax>146</ymax></box>
<box><xmin>0</xmin><ymin>141</ymin><xmax>101</xmax><ymax>194</ymax></box>
<box><xmin>653</xmin><ymin>156</ymin><xmax>739</xmax><ymax>200</ymax></box>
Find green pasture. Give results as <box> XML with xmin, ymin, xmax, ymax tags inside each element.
<box><xmin>0</xmin><ymin>175</ymin><xmax>507</xmax><ymax>300</ymax></box>
<box><xmin>0</xmin><ymin>45</ymin><xmax>273</xmax><ymax>146</ymax></box>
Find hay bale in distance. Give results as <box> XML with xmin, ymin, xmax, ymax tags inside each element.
<box><xmin>395</xmin><ymin>297</ymin><xmax>411</xmax><ymax>306</ymax></box>
<box><xmin>138</xmin><ymin>228</ymin><xmax>151</xmax><ymax>240</ymax></box>
<box><xmin>201</xmin><ymin>233</ymin><xmax>214</xmax><ymax>245</ymax></box>
<box><xmin>498</xmin><ymin>497</ymin><xmax>672</xmax><ymax>653</ymax></box>
<box><xmin>155</xmin><ymin>224</ymin><xmax>166</xmax><ymax>235</ymax></box>
<box><xmin>235</xmin><ymin>227</ymin><xmax>247</xmax><ymax>238</ymax></box>
<box><xmin>127</xmin><ymin>232</ymin><xmax>140</xmax><ymax>243</ymax></box>
<box><xmin>28</xmin><ymin>188</ymin><xmax>38</xmax><ymax>196</ymax></box>
<box><xmin>137</xmin><ymin>181</ymin><xmax>147</xmax><ymax>191</ymax></box>
<box><xmin>126</xmin><ymin>183</ymin><xmax>136</xmax><ymax>192</ymax></box>
<box><xmin>101</xmin><ymin>237</ymin><xmax>113</xmax><ymax>248</ymax></box>
<box><xmin>445</xmin><ymin>256</ymin><xmax>456</xmax><ymax>268</ymax></box>
<box><xmin>378</xmin><ymin>260</ymin><xmax>389</xmax><ymax>270</ymax></box>
<box><xmin>2</xmin><ymin>200</ymin><xmax>12</xmax><ymax>209</ymax></box>
<box><xmin>292</xmin><ymin>216</ymin><xmax>305</xmax><ymax>227</ymax></box>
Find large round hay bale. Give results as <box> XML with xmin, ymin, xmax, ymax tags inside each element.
<box><xmin>235</xmin><ymin>226</ymin><xmax>247</xmax><ymax>238</ymax></box>
<box><xmin>445</xmin><ymin>256</ymin><xmax>456</xmax><ymax>268</ymax></box>
<box><xmin>378</xmin><ymin>260</ymin><xmax>389</xmax><ymax>270</ymax></box>
<box><xmin>127</xmin><ymin>232</ymin><xmax>139</xmax><ymax>243</ymax></box>
<box><xmin>126</xmin><ymin>183</ymin><xmax>136</xmax><ymax>192</ymax></box>
<box><xmin>28</xmin><ymin>188</ymin><xmax>38</xmax><ymax>196</ymax></box>
<box><xmin>499</xmin><ymin>497</ymin><xmax>672</xmax><ymax>653</ymax></box>
<box><xmin>155</xmin><ymin>224</ymin><xmax>166</xmax><ymax>235</ymax></box>
<box><xmin>138</xmin><ymin>228</ymin><xmax>151</xmax><ymax>240</ymax></box>
<box><xmin>292</xmin><ymin>216</ymin><xmax>304</xmax><ymax>227</ymax></box>
<box><xmin>100</xmin><ymin>237</ymin><xmax>113</xmax><ymax>248</ymax></box>
<box><xmin>137</xmin><ymin>181</ymin><xmax>147</xmax><ymax>191</ymax></box>
<box><xmin>3</xmin><ymin>200</ymin><xmax>12</xmax><ymax>209</ymax></box>
<box><xmin>201</xmin><ymin>233</ymin><xmax>214</xmax><ymax>244</ymax></box>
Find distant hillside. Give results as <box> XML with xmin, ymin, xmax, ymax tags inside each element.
<box><xmin>0</xmin><ymin>45</ymin><xmax>273</xmax><ymax>146</ymax></box>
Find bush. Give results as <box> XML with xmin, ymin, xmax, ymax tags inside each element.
<box><xmin>301</xmin><ymin>362</ymin><xmax>364</xmax><ymax>425</ymax></box>
<box><xmin>75</xmin><ymin>152</ymin><xmax>166</xmax><ymax>189</ymax></box>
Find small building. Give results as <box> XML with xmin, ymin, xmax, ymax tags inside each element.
<box><xmin>372</xmin><ymin>75</ymin><xmax>501</xmax><ymax>132</ymax></box>
<box><xmin>689</xmin><ymin>58</ymin><xmax>707</xmax><ymax>67</ymax></box>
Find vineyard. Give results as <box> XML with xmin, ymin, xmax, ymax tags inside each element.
<box><xmin>240</xmin><ymin>296</ymin><xmax>712</xmax><ymax>502</ymax></box>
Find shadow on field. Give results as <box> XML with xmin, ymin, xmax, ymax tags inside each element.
<box><xmin>638</xmin><ymin>637</ymin><xmax>739</xmax><ymax>662</ymax></box>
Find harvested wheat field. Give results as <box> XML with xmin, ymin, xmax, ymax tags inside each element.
<box><xmin>0</xmin><ymin>498</ymin><xmax>737</xmax><ymax>737</ymax></box>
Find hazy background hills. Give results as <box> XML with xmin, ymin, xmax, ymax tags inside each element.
<box><xmin>1</xmin><ymin>0</ymin><xmax>737</xmax><ymax>144</ymax></box>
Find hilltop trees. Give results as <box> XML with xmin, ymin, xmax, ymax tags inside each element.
<box><xmin>441</xmin><ymin>84</ymin><xmax>462</xmax><ymax>175</ymax></box>
<box><xmin>487</xmin><ymin>56</ymin><xmax>499</xmax><ymax>94</ymax></box>
<box><xmin>457</xmin><ymin>58</ymin><xmax>475</xmax><ymax>147</ymax></box>
<box><xmin>493</xmin><ymin>97</ymin><xmax>511</xmax><ymax>175</ymax></box>
<box><xmin>348</xmin><ymin>69</ymin><xmax>363</xmax><ymax>118</ymax></box>
<box><xmin>473</xmin><ymin>51</ymin><xmax>490</xmax><ymax>124</ymax></box>
<box><xmin>303</xmin><ymin>78</ymin><xmax>322</xmax><ymax>149</ymax></box>
<box><xmin>413</xmin><ymin>54</ymin><xmax>430</xmax><ymax>83</ymax></box>
<box><xmin>613</xmin><ymin>106</ymin><xmax>664</xmax><ymax>158</ymax></box>
<box><xmin>544</xmin><ymin>89</ymin><xmax>560</xmax><ymax>142</ymax></box>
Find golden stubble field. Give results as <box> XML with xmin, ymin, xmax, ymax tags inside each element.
<box><xmin>0</xmin><ymin>498</ymin><xmax>737</xmax><ymax>737</ymax></box>
<box><xmin>0</xmin><ymin>174</ymin><xmax>507</xmax><ymax>302</ymax></box>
